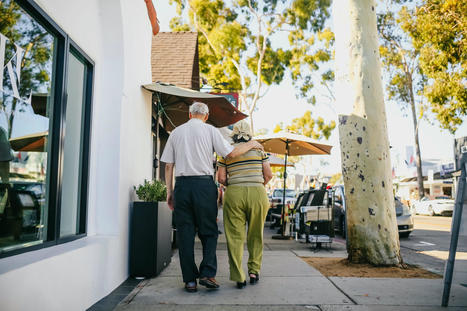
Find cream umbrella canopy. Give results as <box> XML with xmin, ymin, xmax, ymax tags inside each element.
<box><xmin>268</xmin><ymin>154</ymin><xmax>295</xmax><ymax>168</ymax></box>
<box><xmin>255</xmin><ymin>132</ymin><xmax>332</xmax><ymax>238</ymax></box>
<box><xmin>255</xmin><ymin>132</ymin><xmax>332</xmax><ymax>156</ymax></box>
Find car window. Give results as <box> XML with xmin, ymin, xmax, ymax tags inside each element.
<box><xmin>273</xmin><ymin>189</ymin><xmax>296</xmax><ymax>197</ymax></box>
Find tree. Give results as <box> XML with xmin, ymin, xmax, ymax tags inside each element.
<box><xmin>328</xmin><ymin>172</ymin><xmax>342</xmax><ymax>185</ymax></box>
<box><xmin>334</xmin><ymin>0</ymin><xmax>402</xmax><ymax>266</ymax></box>
<box><xmin>377</xmin><ymin>4</ymin><xmax>425</xmax><ymax>199</ymax></box>
<box><xmin>169</xmin><ymin>0</ymin><xmax>334</xmax><ymax>133</ymax></box>
<box><xmin>400</xmin><ymin>0</ymin><xmax>466</xmax><ymax>133</ymax></box>
<box><xmin>1</xmin><ymin>0</ymin><xmax>53</xmax><ymax>138</ymax></box>
<box><xmin>273</xmin><ymin>110</ymin><xmax>335</xmax><ymax>140</ymax></box>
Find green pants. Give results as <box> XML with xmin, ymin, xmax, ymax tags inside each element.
<box><xmin>223</xmin><ymin>185</ymin><xmax>269</xmax><ymax>282</ymax></box>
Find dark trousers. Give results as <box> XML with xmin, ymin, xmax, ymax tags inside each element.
<box><xmin>174</xmin><ymin>176</ymin><xmax>219</xmax><ymax>283</ymax></box>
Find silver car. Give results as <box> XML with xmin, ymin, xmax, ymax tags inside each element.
<box><xmin>395</xmin><ymin>197</ymin><xmax>414</xmax><ymax>238</ymax></box>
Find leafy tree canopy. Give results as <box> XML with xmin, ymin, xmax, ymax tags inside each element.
<box><xmin>273</xmin><ymin>110</ymin><xmax>335</xmax><ymax>140</ymax></box>
<box><xmin>398</xmin><ymin>0</ymin><xmax>467</xmax><ymax>133</ymax></box>
<box><xmin>169</xmin><ymin>0</ymin><xmax>335</xmax><ymax>134</ymax></box>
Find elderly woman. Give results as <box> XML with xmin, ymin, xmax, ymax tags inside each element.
<box><xmin>217</xmin><ymin>121</ymin><xmax>273</xmax><ymax>289</ymax></box>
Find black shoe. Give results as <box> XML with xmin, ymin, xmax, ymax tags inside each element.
<box><xmin>199</xmin><ymin>277</ymin><xmax>220</xmax><ymax>289</ymax></box>
<box><xmin>236</xmin><ymin>280</ymin><xmax>247</xmax><ymax>289</ymax></box>
<box><xmin>249</xmin><ymin>273</ymin><xmax>259</xmax><ymax>285</ymax></box>
<box><xmin>185</xmin><ymin>281</ymin><xmax>197</xmax><ymax>293</ymax></box>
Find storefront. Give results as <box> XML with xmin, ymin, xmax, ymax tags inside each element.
<box><xmin>0</xmin><ymin>0</ymin><xmax>154</xmax><ymax>309</ymax></box>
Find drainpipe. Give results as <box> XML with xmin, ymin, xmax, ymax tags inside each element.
<box><xmin>144</xmin><ymin>0</ymin><xmax>160</xmax><ymax>36</ymax></box>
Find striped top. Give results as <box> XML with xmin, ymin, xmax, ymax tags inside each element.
<box><xmin>218</xmin><ymin>144</ymin><xmax>269</xmax><ymax>186</ymax></box>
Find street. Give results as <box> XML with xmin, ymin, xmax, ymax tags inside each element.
<box><xmin>400</xmin><ymin>215</ymin><xmax>467</xmax><ymax>281</ymax></box>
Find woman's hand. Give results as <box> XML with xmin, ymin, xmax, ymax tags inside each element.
<box><xmin>217</xmin><ymin>166</ymin><xmax>228</xmax><ymax>186</ymax></box>
<box><xmin>262</xmin><ymin>161</ymin><xmax>273</xmax><ymax>185</ymax></box>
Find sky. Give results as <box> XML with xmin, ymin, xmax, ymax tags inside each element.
<box><xmin>155</xmin><ymin>1</ymin><xmax>467</xmax><ymax>176</ymax></box>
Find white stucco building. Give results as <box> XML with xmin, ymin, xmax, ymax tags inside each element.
<box><xmin>0</xmin><ymin>0</ymin><xmax>154</xmax><ymax>309</ymax></box>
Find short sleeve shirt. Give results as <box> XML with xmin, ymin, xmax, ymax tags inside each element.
<box><xmin>218</xmin><ymin>145</ymin><xmax>269</xmax><ymax>185</ymax></box>
<box><xmin>161</xmin><ymin>118</ymin><xmax>234</xmax><ymax>177</ymax></box>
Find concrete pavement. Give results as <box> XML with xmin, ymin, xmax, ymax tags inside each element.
<box><xmin>114</xmin><ymin>220</ymin><xmax>467</xmax><ymax>311</ymax></box>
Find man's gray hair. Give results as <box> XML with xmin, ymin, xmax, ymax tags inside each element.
<box><xmin>189</xmin><ymin>102</ymin><xmax>209</xmax><ymax>115</ymax></box>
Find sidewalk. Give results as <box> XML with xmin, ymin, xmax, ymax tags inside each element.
<box><xmin>115</xmin><ymin>217</ymin><xmax>467</xmax><ymax>310</ymax></box>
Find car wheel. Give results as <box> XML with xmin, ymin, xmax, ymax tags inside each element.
<box><xmin>340</xmin><ymin>217</ymin><xmax>346</xmax><ymax>239</ymax></box>
<box><xmin>429</xmin><ymin>205</ymin><xmax>435</xmax><ymax>216</ymax></box>
<box><xmin>399</xmin><ymin>232</ymin><xmax>411</xmax><ymax>238</ymax></box>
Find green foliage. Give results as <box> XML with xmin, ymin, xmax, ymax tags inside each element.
<box><xmin>273</xmin><ymin>110</ymin><xmax>335</xmax><ymax>140</ymax></box>
<box><xmin>134</xmin><ymin>180</ymin><xmax>167</xmax><ymax>202</ymax></box>
<box><xmin>397</xmin><ymin>0</ymin><xmax>467</xmax><ymax>133</ymax></box>
<box><xmin>328</xmin><ymin>172</ymin><xmax>342</xmax><ymax>185</ymax></box>
<box><xmin>169</xmin><ymin>0</ymin><xmax>335</xmax><ymax>135</ymax></box>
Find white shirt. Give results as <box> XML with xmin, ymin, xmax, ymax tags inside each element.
<box><xmin>161</xmin><ymin>118</ymin><xmax>234</xmax><ymax>177</ymax></box>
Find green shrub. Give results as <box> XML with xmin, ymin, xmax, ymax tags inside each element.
<box><xmin>134</xmin><ymin>179</ymin><xmax>167</xmax><ymax>202</ymax></box>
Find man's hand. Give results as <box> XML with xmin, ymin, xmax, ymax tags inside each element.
<box><xmin>227</xmin><ymin>139</ymin><xmax>265</xmax><ymax>159</ymax></box>
<box><xmin>249</xmin><ymin>140</ymin><xmax>264</xmax><ymax>151</ymax></box>
<box><xmin>165</xmin><ymin>163</ymin><xmax>175</xmax><ymax>210</ymax></box>
<box><xmin>167</xmin><ymin>192</ymin><xmax>174</xmax><ymax>210</ymax></box>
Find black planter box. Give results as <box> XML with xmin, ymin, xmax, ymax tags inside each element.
<box><xmin>130</xmin><ymin>201</ymin><xmax>172</xmax><ymax>278</ymax></box>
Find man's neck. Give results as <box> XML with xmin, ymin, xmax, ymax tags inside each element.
<box><xmin>190</xmin><ymin>116</ymin><xmax>205</xmax><ymax>122</ymax></box>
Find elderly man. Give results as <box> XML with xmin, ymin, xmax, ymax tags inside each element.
<box><xmin>161</xmin><ymin>102</ymin><xmax>263</xmax><ymax>293</ymax></box>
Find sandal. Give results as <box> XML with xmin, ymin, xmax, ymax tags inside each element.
<box><xmin>236</xmin><ymin>280</ymin><xmax>247</xmax><ymax>289</ymax></box>
<box><xmin>249</xmin><ymin>273</ymin><xmax>259</xmax><ymax>285</ymax></box>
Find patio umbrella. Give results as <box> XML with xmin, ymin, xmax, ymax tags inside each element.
<box><xmin>255</xmin><ymin>132</ymin><xmax>332</xmax><ymax>239</ymax></box>
<box><xmin>268</xmin><ymin>154</ymin><xmax>295</xmax><ymax>168</ymax></box>
<box><xmin>142</xmin><ymin>82</ymin><xmax>248</xmax><ymax>131</ymax></box>
<box><xmin>10</xmin><ymin>132</ymin><xmax>48</xmax><ymax>152</ymax></box>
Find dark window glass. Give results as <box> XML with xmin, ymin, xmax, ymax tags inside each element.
<box><xmin>0</xmin><ymin>0</ymin><xmax>55</xmax><ymax>253</ymax></box>
<box><xmin>60</xmin><ymin>51</ymin><xmax>87</xmax><ymax>237</ymax></box>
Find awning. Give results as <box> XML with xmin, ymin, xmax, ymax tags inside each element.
<box><xmin>142</xmin><ymin>82</ymin><xmax>247</xmax><ymax>131</ymax></box>
<box><xmin>10</xmin><ymin>131</ymin><xmax>48</xmax><ymax>152</ymax></box>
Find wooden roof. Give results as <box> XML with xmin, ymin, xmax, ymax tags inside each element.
<box><xmin>151</xmin><ymin>32</ymin><xmax>200</xmax><ymax>90</ymax></box>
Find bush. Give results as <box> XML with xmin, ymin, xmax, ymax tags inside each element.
<box><xmin>134</xmin><ymin>179</ymin><xmax>167</xmax><ymax>202</ymax></box>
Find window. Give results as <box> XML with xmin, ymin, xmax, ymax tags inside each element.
<box><xmin>0</xmin><ymin>0</ymin><xmax>93</xmax><ymax>257</ymax></box>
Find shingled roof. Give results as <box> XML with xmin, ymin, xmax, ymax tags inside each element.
<box><xmin>151</xmin><ymin>32</ymin><xmax>200</xmax><ymax>90</ymax></box>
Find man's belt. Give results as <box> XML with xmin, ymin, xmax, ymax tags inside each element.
<box><xmin>175</xmin><ymin>175</ymin><xmax>213</xmax><ymax>181</ymax></box>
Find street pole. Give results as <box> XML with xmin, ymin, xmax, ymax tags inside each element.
<box><xmin>442</xmin><ymin>154</ymin><xmax>466</xmax><ymax>306</ymax></box>
<box><xmin>282</xmin><ymin>143</ymin><xmax>289</xmax><ymax>236</ymax></box>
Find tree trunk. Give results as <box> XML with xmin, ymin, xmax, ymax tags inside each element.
<box><xmin>408</xmin><ymin>75</ymin><xmax>425</xmax><ymax>199</ymax></box>
<box><xmin>334</xmin><ymin>0</ymin><xmax>402</xmax><ymax>266</ymax></box>
<box><xmin>249</xmin><ymin>112</ymin><xmax>255</xmax><ymax>135</ymax></box>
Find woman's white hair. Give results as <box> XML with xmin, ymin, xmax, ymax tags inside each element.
<box><xmin>189</xmin><ymin>102</ymin><xmax>209</xmax><ymax>115</ymax></box>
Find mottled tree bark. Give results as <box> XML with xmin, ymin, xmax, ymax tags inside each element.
<box><xmin>334</xmin><ymin>0</ymin><xmax>402</xmax><ymax>266</ymax></box>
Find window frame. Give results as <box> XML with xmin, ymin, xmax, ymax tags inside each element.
<box><xmin>0</xmin><ymin>0</ymin><xmax>94</xmax><ymax>258</ymax></box>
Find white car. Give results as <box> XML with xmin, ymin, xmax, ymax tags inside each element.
<box><xmin>413</xmin><ymin>196</ymin><xmax>454</xmax><ymax>216</ymax></box>
<box><xmin>395</xmin><ymin>197</ymin><xmax>414</xmax><ymax>238</ymax></box>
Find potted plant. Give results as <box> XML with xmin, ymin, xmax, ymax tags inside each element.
<box><xmin>130</xmin><ymin>179</ymin><xmax>172</xmax><ymax>278</ymax></box>
<box><xmin>134</xmin><ymin>179</ymin><xmax>167</xmax><ymax>203</ymax></box>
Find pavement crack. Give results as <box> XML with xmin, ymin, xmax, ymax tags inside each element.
<box><xmin>120</xmin><ymin>279</ymin><xmax>150</xmax><ymax>305</ymax></box>
<box><xmin>325</xmin><ymin>276</ymin><xmax>358</xmax><ymax>305</ymax></box>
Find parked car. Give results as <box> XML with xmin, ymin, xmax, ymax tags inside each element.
<box><xmin>331</xmin><ymin>186</ymin><xmax>414</xmax><ymax>238</ymax></box>
<box><xmin>332</xmin><ymin>185</ymin><xmax>346</xmax><ymax>237</ymax></box>
<box><xmin>395</xmin><ymin>197</ymin><xmax>414</xmax><ymax>238</ymax></box>
<box><xmin>267</xmin><ymin>188</ymin><xmax>297</xmax><ymax>222</ymax></box>
<box><xmin>270</xmin><ymin>188</ymin><xmax>297</xmax><ymax>208</ymax></box>
<box><xmin>413</xmin><ymin>196</ymin><xmax>454</xmax><ymax>216</ymax></box>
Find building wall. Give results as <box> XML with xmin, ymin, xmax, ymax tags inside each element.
<box><xmin>0</xmin><ymin>1</ymin><xmax>153</xmax><ymax>310</ymax></box>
